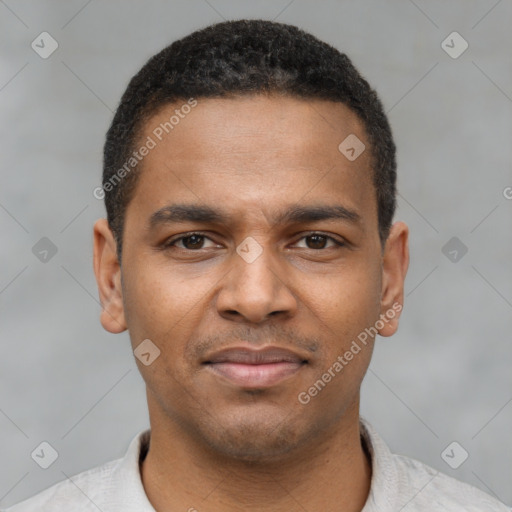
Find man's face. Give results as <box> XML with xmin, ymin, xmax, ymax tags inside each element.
<box><xmin>94</xmin><ymin>95</ymin><xmax>407</xmax><ymax>461</ymax></box>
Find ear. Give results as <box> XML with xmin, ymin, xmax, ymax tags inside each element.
<box><xmin>377</xmin><ymin>221</ymin><xmax>409</xmax><ymax>337</ymax></box>
<box><xmin>93</xmin><ymin>218</ymin><xmax>127</xmax><ymax>333</ymax></box>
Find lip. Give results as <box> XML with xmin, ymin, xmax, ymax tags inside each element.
<box><xmin>202</xmin><ymin>346</ymin><xmax>308</xmax><ymax>388</ymax></box>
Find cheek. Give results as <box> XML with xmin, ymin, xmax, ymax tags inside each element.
<box><xmin>122</xmin><ymin>263</ymin><xmax>220</xmax><ymax>382</ymax></box>
<box><xmin>301</xmin><ymin>262</ymin><xmax>382</xmax><ymax>391</ymax></box>
<box><xmin>121</xmin><ymin>272</ymin><xmax>179</xmax><ymax>363</ymax></box>
<box><xmin>300</xmin><ymin>269</ymin><xmax>381</xmax><ymax>411</ymax></box>
<box><xmin>309</xmin><ymin>258</ymin><xmax>382</xmax><ymax>334</ymax></box>
<box><xmin>123</xmin><ymin>263</ymin><xmax>207</xmax><ymax>332</ymax></box>
<box><xmin>122</xmin><ymin>268</ymin><xmax>200</xmax><ymax>397</ymax></box>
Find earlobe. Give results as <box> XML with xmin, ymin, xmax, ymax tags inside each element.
<box><xmin>377</xmin><ymin>221</ymin><xmax>409</xmax><ymax>337</ymax></box>
<box><xmin>93</xmin><ymin>218</ymin><xmax>127</xmax><ymax>334</ymax></box>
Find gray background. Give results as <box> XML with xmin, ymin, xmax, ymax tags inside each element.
<box><xmin>1</xmin><ymin>0</ymin><xmax>511</xmax><ymax>508</ymax></box>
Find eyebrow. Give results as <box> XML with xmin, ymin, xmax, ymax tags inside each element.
<box><xmin>148</xmin><ymin>203</ymin><xmax>361</xmax><ymax>230</ymax></box>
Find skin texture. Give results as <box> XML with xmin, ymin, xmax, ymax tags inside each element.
<box><xmin>93</xmin><ymin>95</ymin><xmax>409</xmax><ymax>512</ymax></box>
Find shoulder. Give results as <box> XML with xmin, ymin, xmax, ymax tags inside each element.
<box><xmin>360</xmin><ymin>419</ymin><xmax>510</xmax><ymax>512</ymax></box>
<box><xmin>2</xmin><ymin>429</ymin><xmax>152</xmax><ymax>512</ymax></box>
<box><xmin>2</xmin><ymin>458</ymin><xmax>121</xmax><ymax>512</ymax></box>
<box><xmin>392</xmin><ymin>453</ymin><xmax>510</xmax><ymax>511</ymax></box>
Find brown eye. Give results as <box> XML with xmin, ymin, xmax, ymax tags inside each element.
<box><xmin>295</xmin><ymin>233</ymin><xmax>344</xmax><ymax>250</ymax></box>
<box><xmin>305</xmin><ymin>234</ymin><xmax>328</xmax><ymax>249</ymax></box>
<box><xmin>180</xmin><ymin>234</ymin><xmax>205</xmax><ymax>250</ymax></box>
<box><xmin>164</xmin><ymin>233</ymin><xmax>218</xmax><ymax>251</ymax></box>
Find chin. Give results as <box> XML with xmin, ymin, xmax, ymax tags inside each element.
<box><xmin>197</xmin><ymin>412</ymin><xmax>311</xmax><ymax>463</ymax></box>
<box><xmin>214</xmin><ymin>431</ymin><xmax>301</xmax><ymax>462</ymax></box>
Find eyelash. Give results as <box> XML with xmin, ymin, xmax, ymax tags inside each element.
<box><xmin>162</xmin><ymin>232</ymin><xmax>346</xmax><ymax>251</ymax></box>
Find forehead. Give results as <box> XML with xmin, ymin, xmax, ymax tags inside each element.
<box><xmin>126</xmin><ymin>95</ymin><xmax>376</xmax><ymax>231</ymax></box>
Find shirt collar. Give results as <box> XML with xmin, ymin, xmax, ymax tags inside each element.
<box><xmin>106</xmin><ymin>428</ymin><xmax>155</xmax><ymax>511</ymax></box>
<box><xmin>108</xmin><ymin>418</ymin><xmax>396</xmax><ymax>511</ymax></box>
<box><xmin>360</xmin><ymin>417</ymin><xmax>400</xmax><ymax>512</ymax></box>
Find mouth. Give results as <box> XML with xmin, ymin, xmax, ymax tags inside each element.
<box><xmin>202</xmin><ymin>346</ymin><xmax>309</xmax><ymax>388</ymax></box>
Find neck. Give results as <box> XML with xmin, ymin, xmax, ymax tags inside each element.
<box><xmin>140</xmin><ymin>400</ymin><xmax>372</xmax><ymax>512</ymax></box>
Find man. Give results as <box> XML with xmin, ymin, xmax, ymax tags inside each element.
<box><xmin>5</xmin><ymin>19</ymin><xmax>509</xmax><ymax>512</ymax></box>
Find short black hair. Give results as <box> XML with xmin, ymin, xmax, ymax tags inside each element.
<box><xmin>102</xmin><ymin>19</ymin><xmax>396</xmax><ymax>262</ymax></box>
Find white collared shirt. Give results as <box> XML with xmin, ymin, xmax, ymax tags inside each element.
<box><xmin>3</xmin><ymin>419</ymin><xmax>509</xmax><ymax>511</ymax></box>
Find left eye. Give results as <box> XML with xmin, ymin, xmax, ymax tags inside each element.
<box><xmin>293</xmin><ymin>234</ymin><xmax>344</xmax><ymax>250</ymax></box>
<box><xmin>166</xmin><ymin>233</ymin><xmax>217</xmax><ymax>250</ymax></box>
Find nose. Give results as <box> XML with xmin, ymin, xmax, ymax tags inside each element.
<box><xmin>215</xmin><ymin>242</ymin><xmax>297</xmax><ymax>324</ymax></box>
